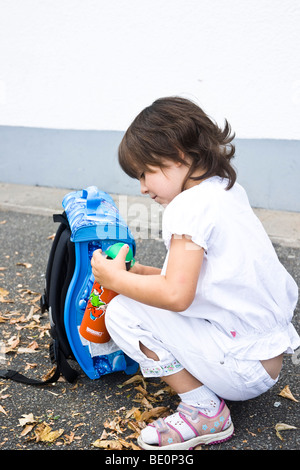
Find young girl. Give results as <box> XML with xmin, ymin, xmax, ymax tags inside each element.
<box><xmin>91</xmin><ymin>97</ymin><xmax>300</xmax><ymax>450</ymax></box>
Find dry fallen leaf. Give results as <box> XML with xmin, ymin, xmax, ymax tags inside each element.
<box><xmin>34</xmin><ymin>422</ymin><xmax>64</xmax><ymax>443</ymax></box>
<box><xmin>140</xmin><ymin>406</ymin><xmax>169</xmax><ymax>422</ymax></box>
<box><xmin>17</xmin><ymin>340</ymin><xmax>40</xmax><ymax>354</ymax></box>
<box><xmin>0</xmin><ymin>386</ymin><xmax>10</xmax><ymax>400</ymax></box>
<box><xmin>135</xmin><ymin>384</ymin><xmax>148</xmax><ymax>396</ymax></box>
<box><xmin>18</xmin><ymin>413</ymin><xmax>65</xmax><ymax>444</ymax></box>
<box><xmin>92</xmin><ymin>438</ymin><xmax>123</xmax><ymax>450</ymax></box>
<box><xmin>42</xmin><ymin>366</ymin><xmax>57</xmax><ymax>382</ymax></box>
<box><xmin>0</xmin><ymin>287</ymin><xmax>13</xmax><ymax>303</ymax></box>
<box><xmin>127</xmin><ymin>420</ymin><xmax>143</xmax><ymax>435</ymax></box>
<box><xmin>18</xmin><ymin>413</ymin><xmax>36</xmax><ymax>427</ymax></box>
<box><xmin>275</xmin><ymin>422</ymin><xmax>297</xmax><ymax>441</ymax></box>
<box><xmin>20</xmin><ymin>424</ymin><xmax>36</xmax><ymax>437</ymax></box>
<box><xmin>18</xmin><ymin>288</ymin><xmax>39</xmax><ymax>297</ymax></box>
<box><xmin>0</xmin><ymin>404</ymin><xmax>7</xmax><ymax>415</ymax></box>
<box><xmin>16</xmin><ymin>262</ymin><xmax>32</xmax><ymax>269</ymax></box>
<box><xmin>0</xmin><ymin>287</ymin><xmax>9</xmax><ymax>297</ymax></box>
<box><xmin>136</xmin><ymin>396</ymin><xmax>153</xmax><ymax>409</ymax></box>
<box><xmin>17</xmin><ymin>347</ymin><xmax>38</xmax><ymax>354</ymax></box>
<box><xmin>4</xmin><ymin>335</ymin><xmax>20</xmax><ymax>353</ymax></box>
<box><xmin>9</xmin><ymin>314</ymin><xmax>27</xmax><ymax>324</ymax></box>
<box><xmin>93</xmin><ymin>437</ymin><xmax>141</xmax><ymax>450</ymax></box>
<box><xmin>63</xmin><ymin>431</ymin><xmax>75</xmax><ymax>444</ymax></box>
<box><xmin>119</xmin><ymin>374</ymin><xmax>147</xmax><ymax>388</ymax></box>
<box><xmin>117</xmin><ymin>438</ymin><xmax>140</xmax><ymax>450</ymax></box>
<box><xmin>125</xmin><ymin>406</ymin><xmax>142</xmax><ymax>420</ymax></box>
<box><xmin>104</xmin><ymin>417</ymin><xmax>125</xmax><ymax>434</ymax></box>
<box><xmin>278</xmin><ymin>385</ymin><xmax>299</xmax><ymax>402</ymax></box>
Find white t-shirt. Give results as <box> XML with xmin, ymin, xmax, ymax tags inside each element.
<box><xmin>162</xmin><ymin>176</ymin><xmax>300</xmax><ymax>360</ymax></box>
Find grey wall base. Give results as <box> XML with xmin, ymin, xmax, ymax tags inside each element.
<box><xmin>0</xmin><ymin>125</ymin><xmax>299</xmax><ymax>212</ymax></box>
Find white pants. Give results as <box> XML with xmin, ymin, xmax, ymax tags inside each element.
<box><xmin>105</xmin><ymin>295</ymin><xmax>278</xmax><ymax>401</ymax></box>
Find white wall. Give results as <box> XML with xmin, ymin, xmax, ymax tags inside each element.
<box><xmin>0</xmin><ymin>0</ymin><xmax>299</xmax><ymax>139</ymax></box>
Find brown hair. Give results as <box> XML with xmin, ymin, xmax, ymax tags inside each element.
<box><xmin>118</xmin><ymin>96</ymin><xmax>236</xmax><ymax>190</ymax></box>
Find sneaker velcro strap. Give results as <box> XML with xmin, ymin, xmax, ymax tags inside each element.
<box><xmin>177</xmin><ymin>403</ymin><xmax>198</xmax><ymax>420</ymax></box>
<box><xmin>153</xmin><ymin>418</ymin><xmax>169</xmax><ymax>433</ymax></box>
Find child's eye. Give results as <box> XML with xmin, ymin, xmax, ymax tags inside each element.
<box><xmin>139</xmin><ymin>172</ymin><xmax>145</xmax><ymax>179</ymax></box>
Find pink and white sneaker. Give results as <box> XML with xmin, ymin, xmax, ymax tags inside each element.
<box><xmin>137</xmin><ymin>399</ymin><xmax>234</xmax><ymax>450</ymax></box>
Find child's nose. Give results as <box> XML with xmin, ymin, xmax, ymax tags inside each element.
<box><xmin>140</xmin><ymin>179</ymin><xmax>148</xmax><ymax>195</ymax></box>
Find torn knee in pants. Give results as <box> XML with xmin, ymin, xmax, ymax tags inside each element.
<box><xmin>139</xmin><ymin>341</ymin><xmax>160</xmax><ymax>361</ymax></box>
<box><xmin>138</xmin><ymin>341</ymin><xmax>184</xmax><ymax>377</ymax></box>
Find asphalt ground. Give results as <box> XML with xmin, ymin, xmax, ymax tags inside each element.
<box><xmin>0</xmin><ymin>186</ymin><xmax>299</xmax><ymax>459</ymax></box>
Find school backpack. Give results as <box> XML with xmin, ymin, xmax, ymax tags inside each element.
<box><xmin>0</xmin><ymin>186</ymin><xmax>138</xmax><ymax>385</ymax></box>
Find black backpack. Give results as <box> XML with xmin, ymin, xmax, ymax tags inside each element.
<box><xmin>0</xmin><ymin>187</ymin><xmax>138</xmax><ymax>386</ymax></box>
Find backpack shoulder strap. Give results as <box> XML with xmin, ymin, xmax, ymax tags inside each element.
<box><xmin>48</xmin><ymin>223</ymin><xmax>75</xmax><ymax>358</ymax></box>
<box><xmin>0</xmin><ymin>364</ymin><xmax>60</xmax><ymax>386</ymax></box>
<box><xmin>0</xmin><ymin>343</ymin><xmax>78</xmax><ymax>385</ymax></box>
<box><xmin>41</xmin><ymin>212</ymin><xmax>69</xmax><ymax>313</ymax></box>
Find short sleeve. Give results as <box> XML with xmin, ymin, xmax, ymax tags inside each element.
<box><xmin>162</xmin><ymin>186</ymin><xmax>217</xmax><ymax>252</ymax></box>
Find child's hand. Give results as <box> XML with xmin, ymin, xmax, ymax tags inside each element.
<box><xmin>91</xmin><ymin>244</ymin><xmax>129</xmax><ymax>289</ymax></box>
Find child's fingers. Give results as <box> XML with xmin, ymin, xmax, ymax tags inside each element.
<box><xmin>115</xmin><ymin>244</ymin><xmax>129</xmax><ymax>267</ymax></box>
<box><xmin>92</xmin><ymin>249</ymin><xmax>102</xmax><ymax>258</ymax></box>
<box><xmin>91</xmin><ymin>249</ymin><xmax>102</xmax><ymax>265</ymax></box>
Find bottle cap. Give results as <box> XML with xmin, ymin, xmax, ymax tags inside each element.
<box><xmin>105</xmin><ymin>242</ymin><xmax>135</xmax><ymax>269</ymax></box>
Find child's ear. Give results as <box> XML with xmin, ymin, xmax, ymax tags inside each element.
<box><xmin>178</xmin><ymin>150</ymin><xmax>185</xmax><ymax>160</ymax></box>
<box><xmin>177</xmin><ymin>150</ymin><xmax>190</xmax><ymax>165</ymax></box>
